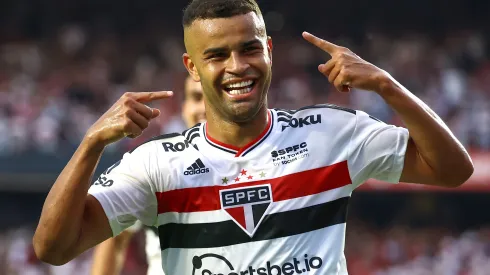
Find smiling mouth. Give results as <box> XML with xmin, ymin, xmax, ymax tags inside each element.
<box><xmin>223</xmin><ymin>80</ymin><xmax>256</xmax><ymax>95</ymax></box>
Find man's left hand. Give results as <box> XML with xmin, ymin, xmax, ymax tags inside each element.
<box><xmin>303</xmin><ymin>31</ymin><xmax>390</xmax><ymax>93</ymax></box>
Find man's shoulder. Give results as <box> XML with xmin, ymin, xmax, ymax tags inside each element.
<box><xmin>128</xmin><ymin>132</ymin><xmax>183</xmax><ymax>154</ymax></box>
<box><xmin>129</xmin><ymin>123</ymin><xmax>202</xmax><ymax>154</ymax></box>
<box><xmin>272</xmin><ymin>104</ymin><xmax>358</xmax><ymax>132</ymax></box>
<box><xmin>273</xmin><ymin>103</ymin><xmax>357</xmax><ymax>117</ymax></box>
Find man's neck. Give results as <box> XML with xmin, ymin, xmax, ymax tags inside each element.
<box><xmin>206</xmin><ymin>107</ymin><xmax>269</xmax><ymax>149</ymax></box>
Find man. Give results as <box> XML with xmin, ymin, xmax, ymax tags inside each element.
<box><xmin>90</xmin><ymin>75</ymin><xmax>205</xmax><ymax>275</ymax></box>
<box><xmin>33</xmin><ymin>0</ymin><xmax>474</xmax><ymax>274</ymax></box>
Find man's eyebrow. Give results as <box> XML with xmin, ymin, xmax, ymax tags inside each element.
<box><xmin>241</xmin><ymin>39</ymin><xmax>262</xmax><ymax>48</ymax></box>
<box><xmin>203</xmin><ymin>39</ymin><xmax>262</xmax><ymax>55</ymax></box>
<box><xmin>203</xmin><ymin>47</ymin><xmax>227</xmax><ymax>55</ymax></box>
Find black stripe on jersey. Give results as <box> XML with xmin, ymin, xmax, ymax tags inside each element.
<box><xmin>182</xmin><ymin>129</ymin><xmax>191</xmax><ymax>138</ymax></box>
<box><xmin>183</xmin><ymin>126</ymin><xmax>200</xmax><ymax>140</ymax></box>
<box><xmin>182</xmin><ymin>123</ymin><xmax>202</xmax><ymax>137</ymax></box>
<box><xmin>188</xmin><ymin>132</ymin><xmax>200</xmax><ymax>144</ymax></box>
<box><xmin>158</xmin><ymin>196</ymin><xmax>349</xmax><ymax>250</ymax></box>
<box><xmin>277</xmin><ymin>116</ymin><xmax>290</xmax><ymax>123</ymax></box>
<box><xmin>128</xmin><ymin>133</ymin><xmax>181</xmax><ymax>153</ymax></box>
<box><xmin>276</xmin><ymin>111</ymin><xmax>293</xmax><ymax>119</ymax></box>
<box><xmin>275</xmin><ymin>109</ymin><xmax>296</xmax><ymax>115</ymax></box>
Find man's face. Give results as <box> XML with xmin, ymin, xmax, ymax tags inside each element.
<box><xmin>182</xmin><ymin>77</ymin><xmax>206</xmax><ymax>128</ymax></box>
<box><xmin>183</xmin><ymin>12</ymin><xmax>273</xmax><ymax>123</ymax></box>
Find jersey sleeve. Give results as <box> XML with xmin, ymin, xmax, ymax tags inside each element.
<box><xmin>88</xmin><ymin>143</ymin><xmax>158</xmax><ymax>237</ymax></box>
<box><xmin>348</xmin><ymin>110</ymin><xmax>409</xmax><ymax>188</ymax></box>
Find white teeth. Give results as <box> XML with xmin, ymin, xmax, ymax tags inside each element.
<box><xmin>225</xmin><ymin>80</ymin><xmax>254</xmax><ymax>89</ymax></box>
<box><xmin>224</xmin><ymin>80</ymin><xmax>254</xmax><ymax>95</ymax></box>
<box><xmin>228</xmin><ymin>87</ymin><xmax>253</xmax><ymax>95</ymax></box>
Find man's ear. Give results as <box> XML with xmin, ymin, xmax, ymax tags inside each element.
<box><xmin>183</xmin><ymin>53</ymin><xmax>200</xmax><ymax>82</ymax></box>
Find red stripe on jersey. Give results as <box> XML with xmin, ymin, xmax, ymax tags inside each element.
<box><xmin>156</xmin><ymin>160</ymin><xmax>351</xmax><ymax>214</ymax></box>
<box><xmin>205</xmin><ymin>124</ymin><xmax>240</xmax><ymax>151</ymax></box>
<box><xmin>234</xmin><ymin>111</ymin><xmax>272</xmax><ymax>157</ymax></box>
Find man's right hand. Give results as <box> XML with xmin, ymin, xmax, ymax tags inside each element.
<box><xmin>85</xmin><ymin>91</ymin><xmax>173</xmax><ymax>149</ymax></box>
<box><xmin>33</xmin><ymin>90</ymin><xmax>173</xmax><ymax>266</ymax></box>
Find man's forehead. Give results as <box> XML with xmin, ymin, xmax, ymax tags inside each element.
<box><xmin>184</xmin><ymin>13</ymin><xmax>266</xmax><ymax>50</ymax></box>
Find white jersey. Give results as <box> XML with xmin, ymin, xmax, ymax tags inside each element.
<box><xmin>89</xmin><ymin>104</ymin><xmax>409</xmax><ymax>275</ymax></box>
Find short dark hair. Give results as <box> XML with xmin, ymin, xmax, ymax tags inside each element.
<box><xmin>183</xmin><ymin>0</ymin><xmax>263</xmax><ymax>27</ymax></box>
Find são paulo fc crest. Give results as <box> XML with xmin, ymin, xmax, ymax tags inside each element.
<box><xmin>219</xmin><ymin>184</ymin><xmax>273</xmax><ymax>237</ymax></box>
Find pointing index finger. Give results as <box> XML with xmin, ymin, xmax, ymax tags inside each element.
<box><xmin>133</xmin><ymin>91</ymin><xmax>174</xmax><ymax>102</ymax></box>
<box><xmin>302</xmin><ymin>31</ymin><xmax>339</xmax><ymax>55</ymax></box>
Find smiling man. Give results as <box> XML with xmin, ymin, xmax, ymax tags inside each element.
<box><xmin>33</xmin><ymin>0</ymin><xmax>473</xmax><ymax>274</ymax></box>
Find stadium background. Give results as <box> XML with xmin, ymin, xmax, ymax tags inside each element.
<box><xmin>0</xmin><ymin>0</ymin><xmax>490</xmax><ymax>274</ymax></box>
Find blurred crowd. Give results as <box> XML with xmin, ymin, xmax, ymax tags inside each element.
<box><xmin>2</xmin><ymin>223</ymin><xmax>490</xmax><ymax>275</ymax></box>
<box><xmin>0</xmin><ymin>225</ymin><xmax>147</xmax><ymax>275</ymax></box>
<box><xmin>347</xmin><ymin>223</ymin><xmax>490</xmax><ymax>275</ymax></box>
<box><xmin>0</xmin><ymin>22</ymin><xmax>489</xmax><ymax>156</ymax></box>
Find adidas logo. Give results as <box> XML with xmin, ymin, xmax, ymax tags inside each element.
<box><xmin>184</xmin><ymin>158</ymin><xmax>210</xmax><ymax>176</ymax></box>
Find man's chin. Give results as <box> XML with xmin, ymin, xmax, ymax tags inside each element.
<box><xmin>225</xmin><ymin>102</ymin><xmax>263</xmax><ymax>123</ymax></box>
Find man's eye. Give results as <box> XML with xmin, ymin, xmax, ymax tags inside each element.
<box><xmin>244</xmin><ymin>47</ymin><xmax>260</xmax><ymax>53</ymax></box>
<box><xmin>208</xmin><ymin>53</ymin><xmax>226</xmax><ymax>59</ymax></box>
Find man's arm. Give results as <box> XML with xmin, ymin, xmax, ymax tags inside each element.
<box><xmin>303</xmin><ymin>32</ymin><xmax>473</xmax><ymax>187</ymax></box>
<box><xmin>33</xmin><ymin>140</ymin><xmax>112</xmax><ymax>265</ymax></box>
<box><xmin>377</xmin><ymin>76</ymin><xmax>473</xmax><ymax>187</ymax></box>
<box><xmin>91</xmin><ymin>230</ymin><xmax>135</xmax><ymax>275</ymax></box>
<box><xmin>33</xmin><ymin>91</ymin><xmax>173</xmax><ymax>265</ymax></box>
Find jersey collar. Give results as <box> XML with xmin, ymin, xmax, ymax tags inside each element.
<box><xmin>204</xmin><ymin>110</ymin><xmax>274</xmax><ymax>157</ymax></box>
